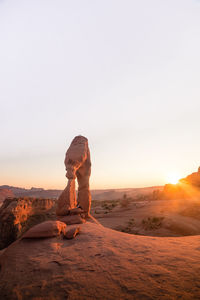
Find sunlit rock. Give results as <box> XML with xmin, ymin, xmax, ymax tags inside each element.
<box><xmin>56</xmin><ymin>135</ymin><xmax>91</xmax><ymax>217</ymax></box>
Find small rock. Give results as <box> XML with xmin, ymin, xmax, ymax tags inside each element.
<box><xmin>63</xmin><ymin>227</ymin><xmax>80</xmax><ymax>239</ymax></box>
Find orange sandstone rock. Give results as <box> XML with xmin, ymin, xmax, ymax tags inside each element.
<box><xmin>0</xmin><ymin>197</ymin><xmax>56</xmax><ymax>249</ymax></box>
<box><xmin>22</xmin><ymin>220</ymin><xmax>66</xmax><ymax>238</ymax></box>
<box><xmin>58</xmin><ymin>215</ymin><xmax>86</xmax><ymax>225</ymax></box>
<box><xmin>56</xmin><ymin>136</ymin><xmax>91</xmax><ymax>217</ymax></box>
<box><xmin>56</xmin><ymin>179</ymin><xmax>76</xmax><ymax>216</ymax></box>
<box><xmin>63</xmin><ymin>226</ymin><xmax>80</xmax><ymax>239</ymax></box>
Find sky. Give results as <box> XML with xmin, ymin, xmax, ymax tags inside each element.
<box><xmin>0</xmin><ymin>0</ymin><xmax>200</xmax><ymax>190</ymax></box>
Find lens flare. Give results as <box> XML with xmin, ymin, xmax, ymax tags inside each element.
<box><xmin>167</xmin><ymin>174</ymin><xmax>180</xmax><ymax>185</ymax></box>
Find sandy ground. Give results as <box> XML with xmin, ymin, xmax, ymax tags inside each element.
<box><xmin>91</xmin><ymin>198</ymin><xmax>200</xmax><ymax>237</ymax></box>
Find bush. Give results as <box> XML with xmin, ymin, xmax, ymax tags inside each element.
<box><xmin>142</xmin><ymin>216</ymin><xmax>164</xmax><ymax>230</ymax></box>
<box><xmin>121</xmin><ymin>218</ymin><xmax>135</xmax><ymax>233</ymax></box>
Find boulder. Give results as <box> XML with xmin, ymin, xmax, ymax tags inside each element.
<box><xmin>22</xmin><ymin>220</ymin><xmax>66</xmax><ymax>238</ymax></box>
<box><xmin>63</xmin><ymin>226</ymin><xmax>80</xmax><ymax>239</ymax></box>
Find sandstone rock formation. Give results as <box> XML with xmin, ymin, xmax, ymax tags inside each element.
<box><xmin>162</xmin><ymin>167</ymin><xmax>200</xmax><ymax>200</ymax></box>
<box><xmin>179</xmin><ymin>166</ymin><xmax>200</xmax><ymax>187</ymax></box>
<box><xmin>22</xmin><ymin>220</ymin><xmax>66</xmax><ymax>239</ymax></box>
<box><xmin>56</xmin><ymin>135</ymin><xmax>91</xmax><ymax>217</ymax></box>
<box><xmin>55</xmin><ymin>180</ymin><xmax>77</xmax><ymax>216</ymax></box>
<box><xmin>0</xmin><ymin>197</ymin><xmax>56</xmax><ymax>249</ymax></box>
<box><xmin>0</xmin><ymin>185</ymin><xmax>61</xmax><ymax>199</ymax></box>
<box><xmin>0</xmin><ymin>188</ymin><xmax>13</xmax><ymax>205</ymax></box>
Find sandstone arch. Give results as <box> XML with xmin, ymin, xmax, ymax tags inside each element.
<box><xmin>56</xmin><ymin>136</ymin><xmax>91</xmax><ymax>217</ymax></box>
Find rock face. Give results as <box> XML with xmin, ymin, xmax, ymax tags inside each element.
<box><xmin>56</xmin><ymin>180</ymin><xmax>77</xmax><ymax>216</ymax></box>
<box><xmin>56</xmin><ymin>135</ymin><xmax>91</xmax><ymax>217</ymax></box>
<box><xmin>0</xmin><ymin>197</ymin><xmax>56</xmax><ymax>249</ymax></box>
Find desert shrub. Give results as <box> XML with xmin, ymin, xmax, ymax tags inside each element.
<box><xmin>101</xmin><ymin>200</ymin><xmax>118</xmax><ymax>212</ymax></box>
<box><xmin>121</xmin><ymin>218</ymin><xmax>135</xmax><ymax>233</ymax></box>
<box><xmin>142</xmin><ymin>216</ymin><xmax>164</xmax><ymax>230</ymax></box>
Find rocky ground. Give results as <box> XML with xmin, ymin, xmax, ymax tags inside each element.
<box><xmin>1</xmin><ymin>221</ymin><xmax>200</xmax><ymax>299</ymax></box>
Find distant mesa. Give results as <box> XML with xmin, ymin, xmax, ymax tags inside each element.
<box><xmin>0</xmin><ymin>185</ymin><xmax>61</xmax><ymax>199</ymax></box>
<box><xmin>30</xmin><ymin>187</ymin><xmax>44</xmax><ymax>191</ymax></box>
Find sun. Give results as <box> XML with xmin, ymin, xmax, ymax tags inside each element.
<box><xmin>166</xmin><ymin>173</ymin><xmax>180</xmax><ymax>185</ymax></box>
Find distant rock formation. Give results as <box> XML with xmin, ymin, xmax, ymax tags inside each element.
<box><xmin>56</xmin><ymin>136</ymin><xmax>91</xmax><ymax>217</ymax></box>
<box><xmin>163</xmin><ymin>167</ymin><xmax>200</xmax><ymax>200</ymax></box>
<box><xmin>179</xmin><ymin>167</ymin><xmax>200</xmax><ymax>187</ymax></box>
<box><xmin>0</xmin><ymin>197</ymin><xmax>56</xmax><ymax>249</ymax></box>
<box><xmin>0</xmin><ymin>188</ymin><xmax>13</xmax><ymax>205</ymax></box>
<box><xmin>0</xmin><ymin>185</ymin><xmax>61</xmax><ymax>199</ymax></box>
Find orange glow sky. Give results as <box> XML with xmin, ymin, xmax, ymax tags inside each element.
<box><xmin>0</xmin><ymin>0</ymin><xmax>200</xmax><ymax>190</ymax></box>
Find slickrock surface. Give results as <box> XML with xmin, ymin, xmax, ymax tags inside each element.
<box><xmin>0</xmin><ymin>222</ymin><xmax>200</xmax><ymax>299</ymax></box>
<box><xmin>0</xmin><ymin>197</ymin><xmax>56</xmax><ymax>249</ymax></box>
